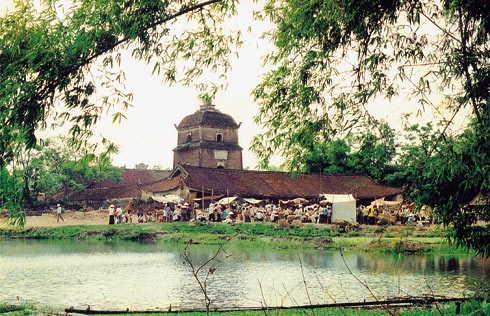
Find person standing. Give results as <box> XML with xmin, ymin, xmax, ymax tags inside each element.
<box><xmin>326</xmin><ymin>205</ymin><xmax>332</xmax><ymax>224</ymax></box>
<box><xmin>108</xmin><ymin>204</ymin><xmax>115</xmax><ymax>225</ymax></box>
<box><xmin>125</xmin><ymin>210</ymin><xmax>132</xmax><ymax>223</ymax></box>
<box><xmin>166</xmin><ymin>205</ymin><xmax>173</xmax><ymax>223</ymax></box>
<box><xmin>368</xmin><ymin>206</ymin><xmax>376</xmax><ymax>225</ymax></box>
<box><xmin>116</xmin><ymin>207</ymin><xmax>123</xmax><ymax>224</ymax></box>
<box><xmin>56</xmin><ymin>204</ymin><xmax>64</xmax><ymax>223</ymax></box>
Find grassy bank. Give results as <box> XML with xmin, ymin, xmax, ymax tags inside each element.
<box><xmin>0</xmin><ymin>221</ymin><xmax>465</xmax><ymax>254</ymax></box>
<box><xmin>1</xmin><ymin>300</ymin><xmax>479</xmax><ymax>316</ymax></box>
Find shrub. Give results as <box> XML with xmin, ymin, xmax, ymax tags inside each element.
<box><xmin>277</xmin><ymin>219</ymin><xmax>289</xmax><ymax>229</ymax></box>
<box><xmin>291</xmin><ymin>220</ymin><xmax>302</xmax><ymax>228</ymax></box>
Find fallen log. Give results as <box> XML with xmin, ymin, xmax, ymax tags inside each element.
<box><xmin>65</xmin><ymin>296</ymin><xmax>468</xmax><ymax>314</ymax></box>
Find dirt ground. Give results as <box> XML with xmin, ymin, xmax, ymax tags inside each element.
<box><xmin>1</xmin><ymin>211</ymin><xmax>442</xmax><ymax>235</ymax></box>
<box><xmin>1</xmin><ymin>210</ymin><xmax>111</xmax><ymax>228</ymax></box>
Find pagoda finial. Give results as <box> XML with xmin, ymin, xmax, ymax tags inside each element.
<box><xmin>199</xmin><ymin>94</ymin><xmax>215</xmax><ymax>111</ymax></box>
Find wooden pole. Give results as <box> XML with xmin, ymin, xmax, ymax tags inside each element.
<box><xmin>227</xmin><ymin>189</ymin><xmax>230</xmax><ymax>211</ymax></box>
<box><xmin>202</xmin><ymin>186</ymin><xmax>204</xmax><ymax>211</ymax></box>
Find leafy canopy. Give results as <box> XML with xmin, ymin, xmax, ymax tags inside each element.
<box><xmin>0</xmin><ymin>0</ymin><xmax>239</xmax><ymax>227</ymax></box>
<box><xmin>0</xmin><ymin>0</ymin><xmax>240</xmax><ymax>165</ymax></box>
<box><xmin>252</xmin><ymin>0</ymin><xmax>490</xmax><ymax>256</ymax></box>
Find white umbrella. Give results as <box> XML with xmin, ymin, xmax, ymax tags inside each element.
<box><xmin>164</xmin><ymin>194</ymin><xmax>184</xmax><ymax>203</ymax></box>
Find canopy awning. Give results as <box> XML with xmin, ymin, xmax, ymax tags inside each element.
<box><xmin>217</xmin><ymin>197</ymin><xmax>238</xmax><ymax>205</ymax></box>
<box><xmin>280</xmin><ymin>198</ymin><xmax>310</xmax><ymax>205</ymax></box>
<box><xmin>469</xmin><ymin>192</ymin><xmax>490</xmax><ymax>206</ymax></box>
<box><xmin>371</xmin><ymin>197</ymin><xmax>401</xmax><ymax>207</ymax></box>
<box><xmin>320</xmin><ymin>194</ymin><xmax>355</xmax><ymax>203</ymax></box>
<box><xmin>193</xmin><ymin>195</ymin><xmax>223</xmax><ymax>201</ymax></box>
<box><xmin>149</xmin><ymin>194</ymin><xmax>184</xmax><ymax>203</ymax></box>
<box><xmin>243</xmin><ymin>198</ymin><xmax>262</xmax><ymax>204</ymax></box>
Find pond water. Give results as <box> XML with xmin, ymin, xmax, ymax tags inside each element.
<box><xmin>1</xmin><ymin>239</ymin><xmax>489</xmax><ymax>311</ymax></box>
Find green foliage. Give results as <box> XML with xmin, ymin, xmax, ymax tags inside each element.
<box><xmin>459</xmin><ymin>300</ymin><xmax>490</xmax><ymax>316</ymax></box>
<box><xmin>0</xmin><ymin>0</ymin><xmax>239</xmax><ymax>166</ymax></box>
<box><xmin>288</xmin><ymin>120</ymin><xmax>399</xmax><ymax>186</ymax></box>
<box><xmin>402</xmin><ymin>117</ymin><xmax>490</xmax><ymax>257</ymax></box>
<box><xmin>0</xmin><ymin>0</ymin><xmax>240</xmax><ymax>227</ymax></box>
<box><xmin>0</xmin><ymin>161</ymin><xmax>26</xmax><ymax>227</ymax></box>
<box><xmin>253</xmin><ymin>0</ymin><xmax>490</xmax><ymax>256</ymax></box>
<box><xmin>34</xmin><ymin>136</ymin><xmax>121</xmax><ymax>198</ymax></box>
<box><xmin>0</xmin><ymin>136</ymin><xmax>121</xmax><ymax>227</ymax></box>
<box><xmin>0</xmin><ymin>302</ymin><xmax>36</xmax><ymax>314</ymax></box>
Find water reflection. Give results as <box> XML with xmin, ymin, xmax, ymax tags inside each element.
<box><xmin>1</xmin><ymin>239</ymin><xmax>488</xmax><ymax>310</ymax></box>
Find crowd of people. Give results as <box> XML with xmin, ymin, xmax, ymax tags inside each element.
<box><xmin>196</xmin><ymin>202</ymin><xmax>335</xmax><ymax>224</ymax></box>
<box><xmin>106</xmin><ymin>201</ymin><xmax>335</xmax><ymax>225</ymax></box>
<box><xmin>357</xmin><ymin>204</ymin><xmax>433</xmax><ymax>226</ymax></box>
<box><xmin>105</xmin><ymin>200</ymin><xmax>432</xmax><ymax>226</ymax></box>
<box><xmin>107</xmin><ymin>202</ymin><xmax>193</xmax><ymax>224</ymax></box>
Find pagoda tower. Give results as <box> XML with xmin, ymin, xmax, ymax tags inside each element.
<box><xmin>173</xmin><ymin>101</ymin><xmax>243</xmax><ymax>169</ymax></box>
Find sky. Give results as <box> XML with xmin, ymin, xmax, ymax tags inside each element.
<box><xmin>1</xmin><ymin>1</ymin><xmax>471</xmax><ymax>170</ymax></box>
<box><xmin>1</xmin><ymin>0</ymin><xmax>273</xmax><ymax>169</ymax></box>
<box><xmin>87</xmin><ymin>24</ymin><xmax>269</xmax><ymax>169</ymax></box>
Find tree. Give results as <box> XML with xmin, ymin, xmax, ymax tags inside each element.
<box><xmin>0</xmin><ymin>157</ymin><xmax>25</xmax><ymax>227</ymax></box>
<box><xmin>134</xmin><ymin>163</ymin><xmax>149</xmax><ymax>170</ymax></box>
<box><xmin>1</xmin><ymin>135</ymin><xmax>121</xmax><ymax>226</ymax></box>
<box><xmin>350</xmin><ymin>121</ymin><xmax>397</xmax><ymax>183</ymax></box>
<box><xmin>0</xmin><ymin>0</ymin><xmax>239</xmax><ymax>224</ymax></box>
<box><xmin>252</xmin><ymin>0</ymin><xmax>489</xmax><ymax>256</ymax></box>
<box><xmin>26</xmin><ymin>136</ymin><xmax>122</xmax><ymax>198</ymax></box>
<box><xmin>403</xmin><ymin>119</ymin><xmax>490</xmax><ymax>257</ymax></box>
<box><xmin>302</xmin><ymin>138</ymin><xmax>352</xmax><ymax>174</ymax></box>
<box><xmin>0</xmin><ymin>0</ymin><xmax>240</xmax><ymax>165</ymax></box>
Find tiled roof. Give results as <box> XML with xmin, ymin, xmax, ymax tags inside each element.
<box><xmin>86</xmin><ymin>169</ymin><xmax>172</xmax><ymax>189</ymax></box>
<box><xmin>141</xmin><ymin>177</ymin><xmax>183</xmax><ymax>193</ymax></box>
<box><xmin>56</xmin><ymin>169</ymin><xmax>172</xmax><ymax>202</ymax></box>
<box><xmin>172</xmin><ymin>165</ymin><xmax>404</xmax><ymax>200</ymax></box>
<box><xmin>177</xmin><ymin>109</ymin><xmax>239</xmax><ymax>129</ymax></box>
<box><xmin>67</xmin><ymin>184</ymin><xmax>142</xmax><ymax>201</ymax></box>
<box><xmin>56</xmin><ymin>165</ymin><xmax>403</xmax><ymax>203</ymax></box>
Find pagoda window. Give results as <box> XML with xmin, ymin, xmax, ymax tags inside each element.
<box><xmin>216</xmin><ymin>133</ymin><xmax>223</xmax><ymax>142</ymax></box>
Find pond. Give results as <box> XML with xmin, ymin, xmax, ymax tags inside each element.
<box><xmin>1</xmin><ymin>239</ymin><xmax>488</xmax><ymax>311</ymax></box>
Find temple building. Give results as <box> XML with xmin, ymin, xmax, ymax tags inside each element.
<box><xmin>173</xmin><ymin>102</ymin><xmax>243</xmax><ymax>170</ymax></box>
<box><xmin>54</xmin><ymin>100</ymin><xmax>405</xmax><ymax>210</ymax></box>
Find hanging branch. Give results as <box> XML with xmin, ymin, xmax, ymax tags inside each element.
<box><xmin>181</xmin><ymin>238</ymin><xmax>230</xmax><ymax>315</ymax></box>
<box><xmin>339</xmin><ymin>248</ymin><xmax>399</xmax><ymax>316</ymax></box>
<box><xmin>298</xmin><ymin>255</ymin><xmax>316</xmax><ymax>316</ymax></box>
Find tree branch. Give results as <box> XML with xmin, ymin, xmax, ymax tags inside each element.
<box><xmin>457</xmin><ymin>6</ymin><xmax>482</xmax><ymax>124</ymax></box>
<box><xmin>82</xmin><ymin>0</ymin><xmax>223</xmax><ymax>68</ymax></box>
<box><xmin>419</xmin><ymin>9</ymin><xmax>460</xmax><ymax>44</ymax></box>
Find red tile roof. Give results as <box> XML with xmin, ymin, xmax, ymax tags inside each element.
<box><xmin>86</xmin><ymin>169</ymin><xmax>172</xmax><ymax>189</ymax></box>
<box><xmin>141</xmin><ymin>177</ymin><xmax>183</xmax><ymax>193</ymax></box>
<box><xmin>170</xmin><ymin>165</ymin><xmax>404</xmax><ymax>200</ymax></box>
<box><xmin>56</xmin><ymin>165</ymin><xmax>403</xmax><ymax>204</ymax></box>
<box><xmin>56</xmin><ymin>169</ymin><xmax>172</xmax><ymax>202</ymax></box>
<box><xmin>67</xmin><ymin>184</ymin><xmax>142</xmax><ymax>201</ymax></box>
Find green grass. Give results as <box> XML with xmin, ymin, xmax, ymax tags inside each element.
<box><xmin>0</xmin><ymin>302</ymin><xmax>468</xmax><ymax>316</ymax></box>
<box><xmin>0</xmin><ymin>302</ymin><xmax>63</xmax><ymax>315</ymax></box>
<box><xmin>0</xmin><ymin>222</ymin><xmax>462</xmax><ymax>254</ymax></box>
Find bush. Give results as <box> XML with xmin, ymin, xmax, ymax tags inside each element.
<box><xmin>290</xmin><ymin>219</ymin><xmax>302</xmax><ymax>228</ymax></box>
<box><xmin>277</xmin><ymin>219</ymin><xmax>289</xmax><ymax>229</ymax></box>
